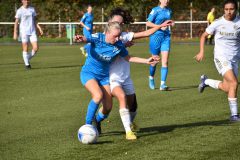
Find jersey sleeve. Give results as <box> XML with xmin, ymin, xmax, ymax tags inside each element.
<box><xmin>147</xmin><ymin>8</ymin><xmax>157</xmax><ymax>22</ymax></box>
<box><xmin>120</xmin><ymin>32</ymin><xmax>134</xmax><ymax>44</ymax></box>
<box><xmin>80</xmin><ymin>14</ymin><xmax>86</xmax><ymax>22</ymax></box>
<box><xmin>206</xmin><ymin>20</ymin><xmax>218</xmax><ymax>35</ymax></box>
<box><xmin>15</xmin><ymin>9</ymin><xmax>21</xmax><ymax>19</ymax></box>
<box><xmin>86</xmin><ymin>33</ymin><xmax>99</xmax><ymax>43</ymax></box>
<box><xmin>32</xmin><ymin>8</ymin><xmax>37</xmax><ymax>17</ymax></box>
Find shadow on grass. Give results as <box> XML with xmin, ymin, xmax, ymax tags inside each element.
<box><xmin>32</xmin><ymin>64</ymin><xmax>82</xmax><ymax>70</ymax></box>
<box><xmin>100</xmin><ymin>131</ymin><xmax>125</xmax><ymax>137</ymax></box>
<box><xmin>138</xmin><ymin>119</ymin><xmax>230</xmax><ymax>138</ymax></box>
<box><xmin>0</xmin><ymin>62</ymin><xmax>22</xmax><ymax>66</ymax></box>
<box><xmin>95</xmin><ymin>141</ymin><xmax>113</xmax><ymax>145</ymax></box>
<box><xmin>162</xmin><ymin>85</ymin><xmax>198</xmax><ymax>91</ymax></box>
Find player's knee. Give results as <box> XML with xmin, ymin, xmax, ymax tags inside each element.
<box><xmin>33</xmin><ymin>46</ymin><xmax>39</xmax><ymax>53</ymax></box>
<box><xmin>92</xmin><ymin>92</ymin><xmax>103</xmax><ymax>103</ymax></box>
<box><xmin>116</xmin><ymin>92</ymin><xmax>126</xmax><ymax>102</ymax></box>
<box><xmin>229</xmin><ymin>80</ymin><xmax>238</xmax><ymax>89</ymax></box>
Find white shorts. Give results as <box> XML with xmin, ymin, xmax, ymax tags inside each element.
<box><xmin>214</xmin><ymin>56</ymin><xmax>239</xmax><ymax>77</ymax></box>
<box><xmin>20</xmin><ymin>34</ymin><xmax>38</xmax><ymax>43</ymax></box>
<box><xmin>110</xmin><ymin>77</ymin><xmax>135</xmax><ymax>95</ymax></box>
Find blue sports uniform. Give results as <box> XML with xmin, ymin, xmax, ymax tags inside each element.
<box><xmin>80</xmin><ymin>12</ymin><xmax>94</xmax><ymax>38</ymax></box>
<box><xmin>147</xmin><ymin>6</ymin><xmax>172</xmax><ymax>55</ymax></box>
<box><xmin>80</xmin><ymin>32</ymin><xmax>128</xmax><ymax>125</ymax></box>
<box><xmin>80</xmin><ymin>33</ymin><xmax>129</xmax><ymax>86</ymax></box>
<box><xmin>147</xmin><ymin>6</ymin><xmax>172</xmax><ymax>90</ymax></box>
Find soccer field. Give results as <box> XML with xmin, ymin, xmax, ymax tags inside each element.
<box><xmin>0</xmin><ymin>43</ymin><xmax>240</xmax><ymax>160</ymax></box>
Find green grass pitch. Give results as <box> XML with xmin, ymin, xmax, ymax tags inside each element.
<box><xmin>0</xmin><ymin>43</ymin><xmax>240</xmax><ymax>160</ymax></box>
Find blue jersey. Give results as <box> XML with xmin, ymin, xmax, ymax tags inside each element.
<box><xmin>147</xmin><ymin>6</ymin><xmax>172</xmax><ymax>35</ymax></box>
<box><xmin>82</xmin><ymin>33</ymin><xmax>129</xmax><ymax>77</ymax></box>
<box><xmin>80</xmin><ymin>12</ymin><xmax>94</xmax><ymax>37</ymax></box>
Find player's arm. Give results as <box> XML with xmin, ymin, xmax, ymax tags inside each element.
<box><xmin>80</xmin><ymin>15</ymin><xmax>90</xmax><ymax>31</ymax></box>
<box><xmin>80</xmin><ymin>21</ymin><xmax>90</xmax><ymax>30</ymax></box>
<box><xmin>146</xmin><ymin>21</ymin><xmax>159</xmax><ymax>28</ymax></box>
<box><xmin>36</xmin><ymin>22</ymin><xmax>43</xmax><ymax>36</ymax></box>
<box><xmin>194</xmin><ymin>31</ymin><xmax>209</xmax><ymax>62</ymax></box>
<box><xmin>13</xmin><ymin>18</ymin><xmax>19</xmax><ymax>40</ymax></box>
<box><xmin>133</xmin><ymin>20</ymin><xmax>173</xmax><ymax>39</ymax></box>
<box><xmin>124</xmin><ymin>55</ymin><xmax>159</xmax><ymax>65</ymax></box>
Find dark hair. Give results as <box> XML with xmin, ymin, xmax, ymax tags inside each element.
<box><xmin>223</xmin><ymin>0</ymin><xmax>238</xmax><ymax>10</ymax></box>
<box><xmin>109</xmin><ymin>7</ymin><xmax>134</xmax><ymax>24</ymax></box>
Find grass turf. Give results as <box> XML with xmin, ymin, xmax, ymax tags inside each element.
<box><xmin>0</xmin><ymin>43</ymin><xmax>240</xmax><ymax>160</ymax></box>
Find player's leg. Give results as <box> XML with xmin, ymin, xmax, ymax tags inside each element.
<box><xmin>199</xmin><ymin>58</ymin><xmax>239</xmax><ymax>121</ymax></box>
<box><xmin>148</xmin><ymin>35</ymin><xmax>161</xmax><ymax>90</ymax></box>
<box><xmin>221</xmin><ymin>69</ymin><xmax>239</xmax><ymax>121</ymax></box>
<box><xmin>21</xmin><ymin>35</ymin><xmax>31</xmax><ymax>69</ymax></box>
<box><xmin>28</xmin><ymin>34</ymin><xmax>39</xmax><ymax>61</ymax></box>
<box><xmin>94</xmin><ymin>77</ymin><xmax>113</xmax><ymax>133</ymax></box>
<box><xmin>112</xmin><ymin>85</ymin><xmax>136</xmax><ymax>140</ymax></box>
<box><xmin>160</xmin><ymin>36</ymin><xmax>170</xmax><ymax>91</ymax></box>
<box><xmin>84</xmin><ymin>79</ymin><xmax>103</xmax><ymax>125</ymax></box>
<box><xmin>160</xmin><ymin>51</ymin><xmax>169</xmax><ymax>90</ymax></box>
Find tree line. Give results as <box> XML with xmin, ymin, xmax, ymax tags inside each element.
<box><xmin>0</xmin><ymin>0</ymin><xmax>239</xmax><ymax>22</ymax></box>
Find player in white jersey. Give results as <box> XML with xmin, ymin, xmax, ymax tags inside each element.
<box><xmin>93</xmin><ymin>7</ymin><xmax>173</xmax><ymax>140</ymax></box>
<box><xmin>13</xmin><ymin>0</ymin><xmax>43</xmax><ymax>69</ymax></box>
<box><xmin>195</xmin><ymin>0</ymin><xmax>240</xmax><ymax>122</ymax></box>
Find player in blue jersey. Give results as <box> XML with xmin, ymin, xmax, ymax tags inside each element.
<box><xmin>79</xmin><ymin>5</ymin><xmax>93</xmax><ymax>57</ymax></box>
<box><xmin>76</xmin><ymin>22</ymin><xmax>159</xmax><ymax>139</ymax></box>
<box><xmin>147</xmin><ymin>0</ymin><xmax>173</xmax><ymax>90</ymax></box>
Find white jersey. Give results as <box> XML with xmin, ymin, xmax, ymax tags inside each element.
<box><xmin>109</xmin><ymin>32</ymin><xmax>134</xmax><ymax>81</ymax></box>
<box><xmin>15</xmin><ymin>6</ymin><xmax>37</xmax><ymax>35</ymax></box>
<box><xmin>206</xmin><ymin>16</ymin><xmax>240</xmax><ymax>61</ymax></box>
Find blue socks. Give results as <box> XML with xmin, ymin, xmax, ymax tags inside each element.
<box><xmin>149</xmin><ymin>65</ymin><xmax>156</xmax><ymax>77</ymax></box>
<box><xmin>85</xmin><ymin>100</ymin><xmax>99</xmax><ymax>125</ymax></box>
<box><xmin>96</xmin><ymin>111</ymin><xmax>109</xmax><ymax>123</ymax></box>
<box><xmin>161</xmin><ymin>67</ymin><xmax>168</xmax><ymax>82</ymax></box>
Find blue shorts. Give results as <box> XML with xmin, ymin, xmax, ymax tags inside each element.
<box><xmin>80</xmin><ymin>70</ymin><xmax>110</xmax><ymax>86</ymax></box>
<box><xmin>149</xmin><ymin>34</ymin><xmax>171</xmax><ymax>55</ymax></box>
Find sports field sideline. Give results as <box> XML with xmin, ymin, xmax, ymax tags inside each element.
<box><xmin>0</xmin><ymin>43</ymin><xmax>239</xmax><ymax>160</ymax></box>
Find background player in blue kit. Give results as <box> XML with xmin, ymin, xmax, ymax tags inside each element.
<box><xmin>147</xmin><ymin>0</ymin><xmax>173</xmax><ymax>90</ymax></box>
<box><xmin>79</xmin><ymin>5</ymin><xmax>93</xmax><ymax>57</ymax></box>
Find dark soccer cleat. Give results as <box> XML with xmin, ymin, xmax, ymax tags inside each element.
<box><xmin>230</xmin><ymin>115</ymin><xmax>240</xmax><ymax>122</ymax></box>
<box><xmin>25</xmin><ymin>65</ymin><xmax>31</xmax><ymax>70</ymax></box>
<box><xmin>198</xmin><ymin>75</ymin><xmax>208</xmax><ymax>93</ymax></box>
<box><xmin>93</xmin><ymin>118</ymin><xmax>102</xmax><ymax>134</ymax></box>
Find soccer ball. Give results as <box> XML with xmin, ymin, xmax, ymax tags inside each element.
<box><xmin>78</xmin><ymin>124</ymin><xmax>99</xmax><ymax>144</ymax></box>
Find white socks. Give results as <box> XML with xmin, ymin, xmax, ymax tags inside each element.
<box><xmin>119</xmin><ymin>108</ymin><xmax>131</xmax><ymax>133</ymax></box>
<box><xmin>205</xmin><ymin>79</ymin><xmax>221</xmax><ymax>89</ymax></box>
<box><xmin>161</xmin><ymin>81</ymin><xmax>165</xmax><ymax>85</ymax></box>
<box><xmin>22</xmin><ymin>51</ymin><xmax>29</xmax><ymax>66</ymax></box>
<box><xmin>22</xmin><ymin>50</ymin><xmax>37</xmax><ymax>66</ymax></box>
<box><xmin>228</xmin><ymin>98</ymin><xmax>238</xmax><ymax>116</ymax></box>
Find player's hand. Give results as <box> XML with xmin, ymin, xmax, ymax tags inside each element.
<box><xmin>86</xmin><ymin>26</ymin><xmax>90</xmax><ymax>30</ymax></box>
<box><xmin>152</xmin><ymin>55</ymin><xmax>160</xmax><ymax>61</ymax></box>
<box><xmin>125</xmin><ymin>41</ymin><xmax>134</xmax><ymax>48</ymax></box>
<box><xmin>39</xmin><ymin>29</ymin><xmax>43</xmax><ymax>36</ymax></box>
<box><xmin>74</xmin><ymin>34</ymin><xmax>86</xmax><ymax>42</ymax></box>
<box><xmin>194</xmin><ymin>51</ymin><xmax>204</xmax><ymax>62</ymax></box>
<box><xmin>147</xmin><ymin>57</ymin><xmax>159</xmax><ymax>65</ymax></box>
<box><xmin>161</xmin><ymin>20</ymin><xmax>173</xmax><ymax>27</ymax></box>
<box><xmin>13</xmin><ymin>33</ymin><xmax>18</xmax><ymax>40</ymax></box>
